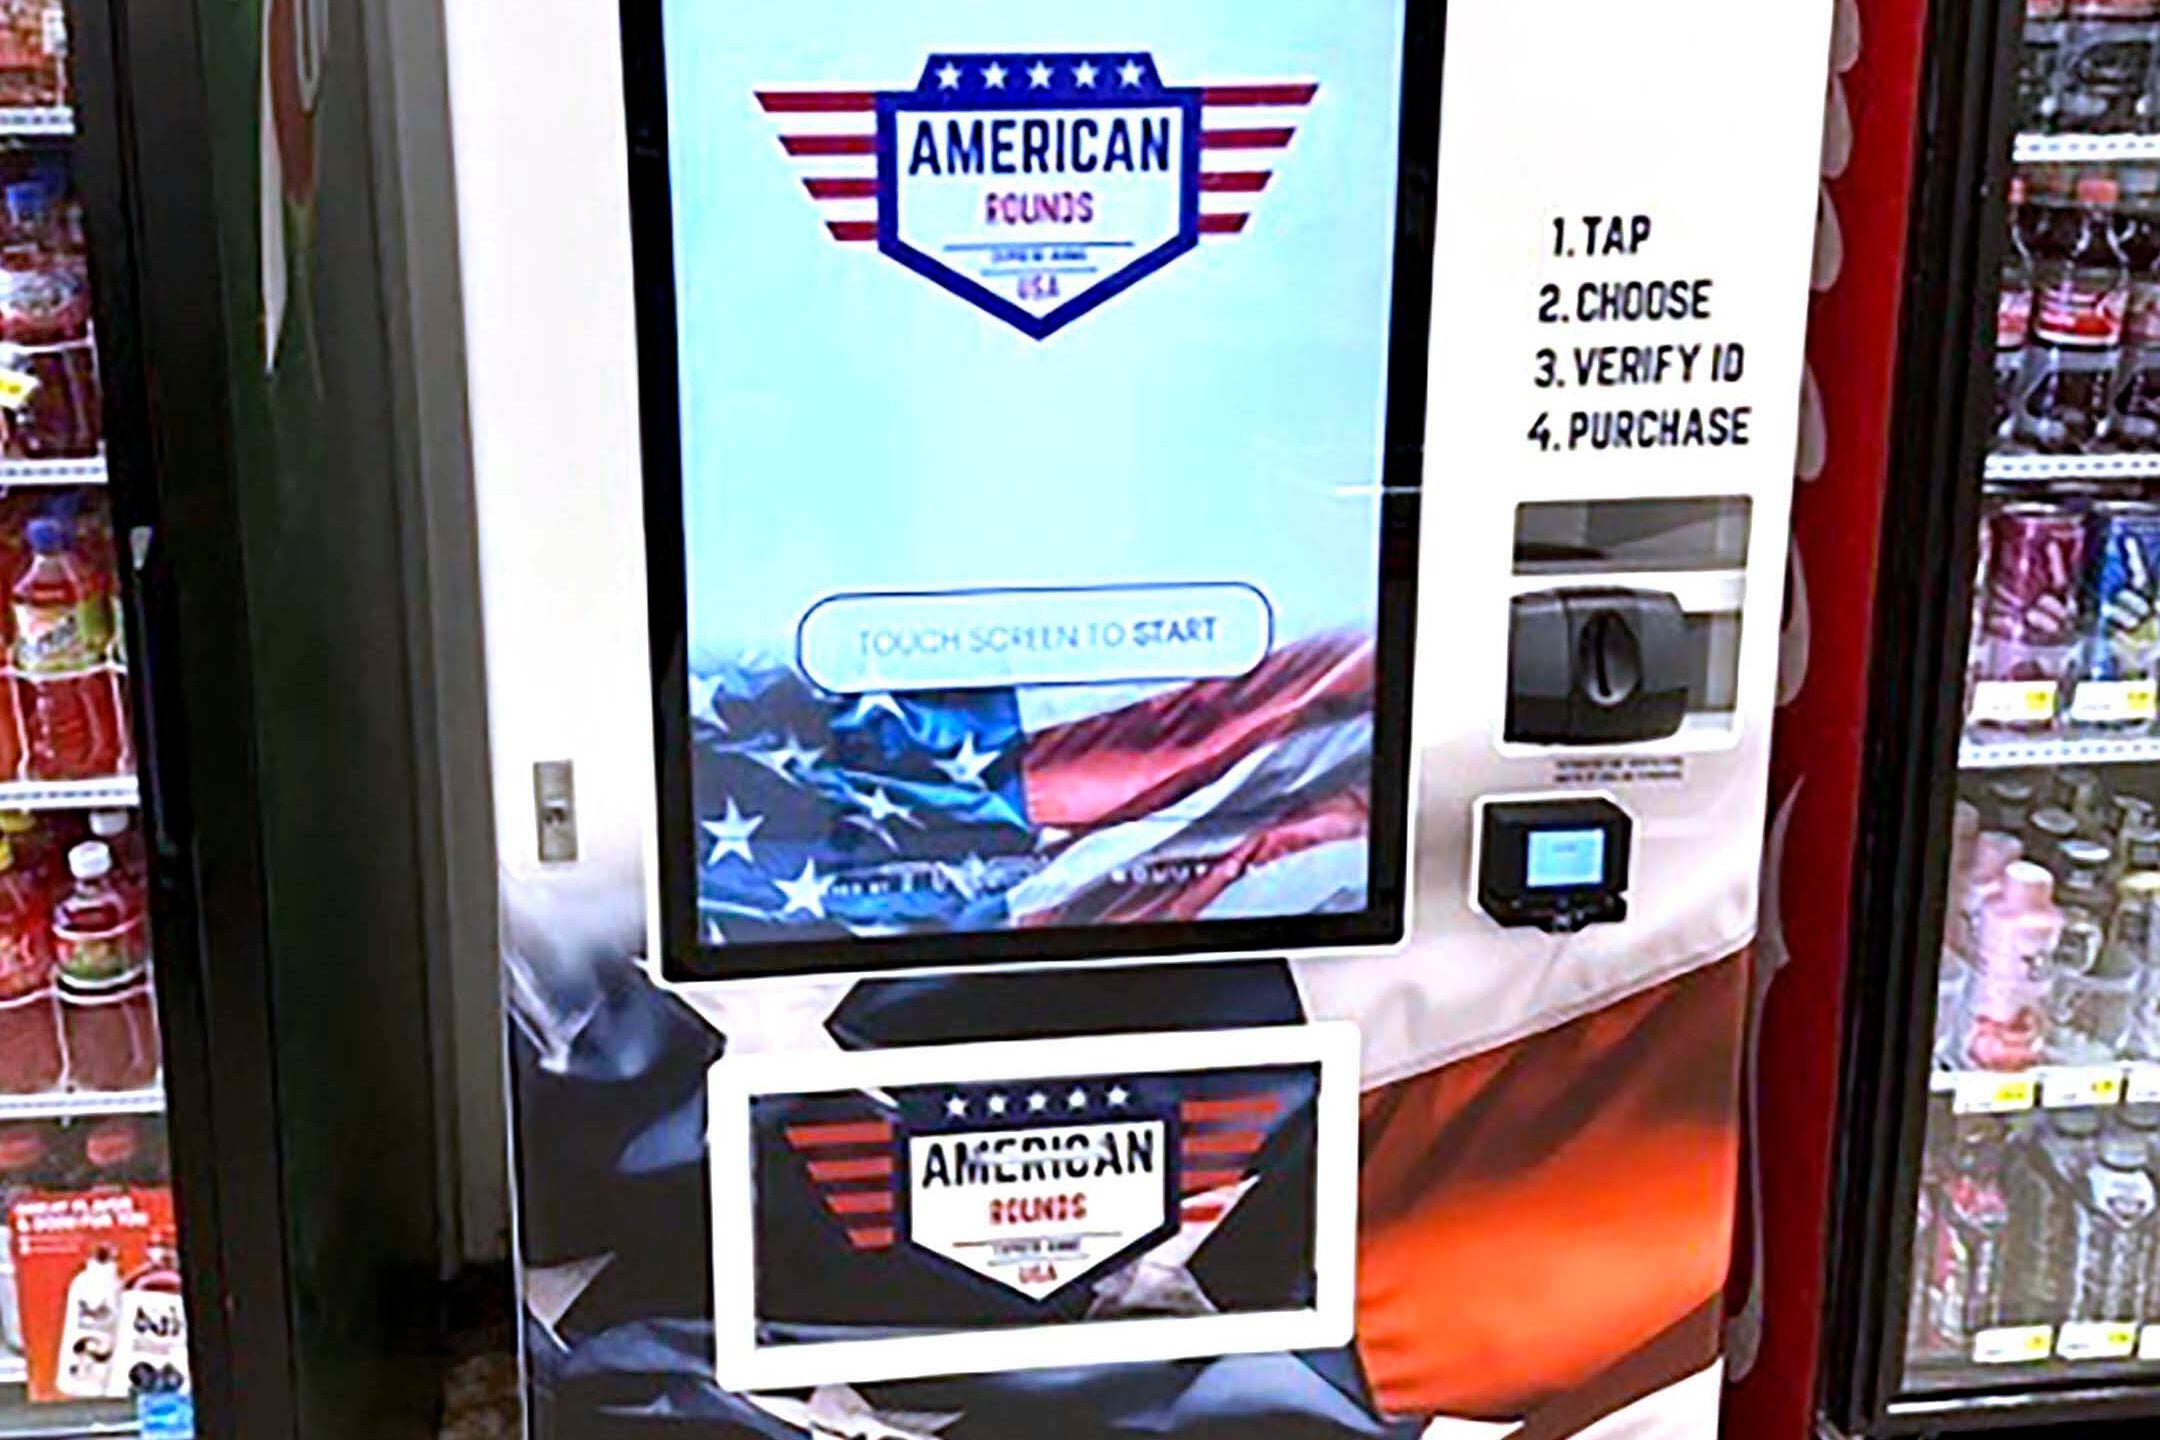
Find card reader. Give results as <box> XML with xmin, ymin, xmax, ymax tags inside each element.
<box><xmin>1476</xmin><ymin>796</ymin><xmax>1634</xmax><ymax>932</ymax></box>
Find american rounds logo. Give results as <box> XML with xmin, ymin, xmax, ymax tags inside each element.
<box><xmin>756</xmin><ymin>53</ymin><xmax>1317</xmax><ymax>339</ymax></box>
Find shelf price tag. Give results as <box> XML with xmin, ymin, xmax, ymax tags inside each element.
<box><xmin>2056</xmin><ymin>1321</ymin><xmax>2138</xmax><ymax>1361</ymax></box>
<box><xmin>1973</xmin><ymin>1325</ymin><xmax>2055</xmax><ymax>1365</ymax></box>
<box><xmin>1969</xmin><ymin>680</ymin><xmax>2059</xmax><ymax>725</ymax></box>
<box><xmin>2042</xmin><ymin>1066</ymin><xmax>2125</xmax><ymax>1110</ymax></box>
<box><xmin>2140</xmin><ymin>1325</ymin><xmax>2160</xmax><ymax>1363</ymax></box>
<box><xmin>2070</xmin><ymin>680</ymin><xmax>2160</xmax><ymax>725</ymax></box>
<box><xmin>2128</xmin><ymin>1065</ymin><xmax>2160</xmax><ymax>1106</ymax></box>
<box><xmin>1954</xmin><ymin>1071</ymin><xmax>2038</xmax><ymax>1116</ymax></box>
<box><xmin>0</xmin><ymin>367</ymin><xmax>41</xmax><ymax>412</ymax></box>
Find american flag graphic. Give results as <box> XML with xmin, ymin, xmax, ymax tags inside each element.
<box><xmin>749</xmin><ymin>1063</ymin><xmax>1318</xmax><ymax>1334</ymax></box>
<box><xmin>688</xmin><ymin>631</ymin><xmax>1374</xmax><ymax>946</ymax></box>
<box><xmin>756</xmin><ymin>60</ymin><xmax>1317</xmax><ymax>245</ymax></box>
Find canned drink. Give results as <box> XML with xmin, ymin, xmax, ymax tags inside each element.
<box><xmin>1978</xmin><ymin>502</ymin><xmax>2085</xmax><ymax>732</ymax></box>
<box><xmin>2081</xmin><ymin>501</ymin><xmax>2160</xmax><ymax>727</ymax></box>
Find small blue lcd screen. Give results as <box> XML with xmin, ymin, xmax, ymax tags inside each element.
<box><xmin>1525</xmin><ymin>828</ymin><xmax>1607</xmax><ymax>889</ymax></box>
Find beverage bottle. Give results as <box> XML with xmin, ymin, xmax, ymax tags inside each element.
<box><xmin>2004</xmin><ymin>1108</ymin><xmax>2101</xmax><ymax>1323</ymax></box>
<box><xmin>73</xmin><ymin>1117</ymin><xmax>137</xmax><ymax>1191</ymax></box>
<box><xmin>2069</xmin><ymin>1132</ymin><xmax>2160</xmax><ymax>1324</ymax></box>
<box><xmin>2061</xmin><ymin>0</ymin><xmax>2160</xmax><ymax>132</ymax></box>
<box><xmin>13</xmin><ymin>517</ymin><xmax>117</xmax><ymax>780</ymax></box>
<box><xmin>2109</xmin><ymin>170</ymin><xmax>2160</xmax><ymax>454</ymax></box>
<box><xmin>0</xmin><ymin>835</ymin><xmax>56</xmax><ymax>1095</ymax></box>
<box><xmin>51</xmin><ymin>841</ymin><xmax>143</xmax><ymax>984</ymax></box>
<box><xmin>2056</xmin><ymin>845</ymin><xmax>2143</xmax><ymax>1061</ymax></box>
<box><xmin>50</xmin><ymin>1245</ymin><xmax>118</xmax><ymax>1399</ymax></box>
<box><xmin>2027</xmin><ymin>803</ymin><xmax>2082</xmax><ymax>863</ymax></box>
<box><xmin>1928</xmin><ymin>1117</ymin><xmax>2015</xmax><ymax>1345</ymax></box>
<box><xmin>2021</xmin><ymin>173</ymin><xmax>2129</xmax><ymax>455</ymax></box>
<box><xmin>2000</xmin><ymin>175</ymin><xmax>2037</xmax><ymax>451</ymax></box>
<box><xmin>2024</xmin><ymin>0</ymin><xmax>2070</xmax><ymax>130</ymax></box>
<box><xmin>88</xmin><ymin>811</ymin><xmax>143</xmax><ymax>899</ymax></box>
<box><xmin>1966</xmin><ymin>861</ymin><xmax>2065</xmax><ymax>1070</ymax></box>
<box><xmin>1989</xmin><ymin>778</ymin><xmax>2040</xmax><ymax>833</ymax></box>
<box><xmin>114</xmin><ymin>1230</ymin><xmax>184</xmax><ymax>1398</ymax></box>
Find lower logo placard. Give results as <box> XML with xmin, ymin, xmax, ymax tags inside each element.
<box><xmin>709</xmin><ymin>1021</ymin><xmax>1358</xmax><ymax>1389</ymax></box>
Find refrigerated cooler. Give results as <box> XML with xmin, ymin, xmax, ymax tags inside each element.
<box><xmin>1816</xmin><ymin>0</ymin><xmax>2160</xmax><ymax>1431</ymax></box>
<box><xmin>447</xmin><ymin>0</ymin><xmax>1833</xmax><ymax>1437</ymax></box>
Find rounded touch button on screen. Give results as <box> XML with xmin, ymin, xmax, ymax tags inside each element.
<box><xmin>796</xmin><ymin>583</ymin><xmax>1275</xmax><ymax>694</ymax></box>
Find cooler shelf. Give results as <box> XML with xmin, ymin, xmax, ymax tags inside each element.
<box><xmin>0</xmin><ymin>107</ymin><xmax>70</xmax><ymax>140</ymax></box>
<box><xmin>1985</xmin><ymin>453</ymin><xmax>2160</xmax><ymax>483</ymax></box>
<box><xmin>2014</xmin><ymin>132</ymin><xmax>2160</xmax><ymax>163</ymax></box>
<box><xmin>1960</xmin><ymin>735</ymin><xmax>2160</xmax><ymax>770</ymax></box>
<box><xmin>0</xmin><ymin>1087</ymin><xmax>160</xmax><ymax>1122</ymax></box>
<box><xmin>1931</xmin><ymin>1063</ymin><xmax>2157</xmax><ymax>1114</ymax></box>
<box><xmin>0</xmin><ymin>777</ymin><xmax>135</xmax><ymax>812</ymax></box>
<box><xmin>0</xmin><ymin>457</ymin><xmax>102</xmax><ymax>488</ymax></box>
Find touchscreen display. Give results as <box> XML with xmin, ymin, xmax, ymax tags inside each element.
<box><xmin>638</xmin><ymin>0</ymin><xmax>1432</xmax><ymax>977</ymax></box>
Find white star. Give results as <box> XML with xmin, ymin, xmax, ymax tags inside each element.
<box><xmin>689</xmin><ymin>673</ymin><xmax>728</xmax><ymax>731</ymax></box>
<box><xmin>1027</xmin><ymin>1091</ymin><xmax>1049</xmax><ymax>1113</ymax></box>
<box><xmin>946</xmin><ymin>1095</ymin><xmax>968</xmax><ymax>1118</ymax></box>
<box><xmin>1107</xmin><ymin>1085</ymin><xmax>1129</xmax><ymax>1107</ymax></box>
<box><xmin>936</xmin><ymin>62</ymin><xmax>961</xmax><ymax>90</ymax></box>
<box><xmin>1073</xmin><ymin>61</ymin><xmax>1098</xmax><ymax>88</ymax></box>
<box><xmin>844</xmin><ymin>692</ymin><xmax>907</xmax><ymax>726</ymax></box>
<box><xmin>1118</xmin><ymin>60</ymin><xmax>1144</xmax><ymax>87</ymax></box>
<box><xmin>700</xmin><ymin>797</ymin><xmax>764</xmax><ymax>867</ymax></box>
<box><xmin>853</xmin><ymin>786</ymin><xmax>914</xmax><ymax>825</ymax></box>
<box><xmin>982</xmin><ymin>62</ymin><xmax>1007</xmax><ymax>88</ymax></box>
<box><xmin>987</xmin><ymin>1093</ymin><xmax>1008</xmax><ymax>1115</ymax></box>
<box><xmin>1028</xmin><ymin>62</ymin><xmax>1053</xmax><ymax>88</ymax></box>
<box><xmin>747</xmin><ymin>733</ymin><xmax>823</xmax><ymax>782</ymax></box>
<box><xmin>745</xmin><ymin>1386</ymin><xmax>964</xmax><ymax>1440</ymax></box>
<box><xmin>934</xmin><ymin>733</ymin><xmax>1001</xmax><ymax>787</ymax></box>
<box><xmin>938</xmin><ymin>853</ymin><xmax>994</xmax><ymax>902</ymax></box>
<box><xmin>1087</xmin><ymin>1176</ymin><xmax>1257</xmax><ymax>1321</ymax></box>
<box><xmin>774</xmin><ymin>858</ymin><xmax>837</xmax><ymax>919</ymax></box>
<box><xmin>1067</xmin><ymin>1087</ymin><xmax>1089</xmax><ymax>1110</ymax></box>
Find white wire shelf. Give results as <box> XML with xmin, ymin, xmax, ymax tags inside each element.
<box><xmin>1985</xmin><ymin>452</ymin><xmax>2160</xmax><ymax>482</ymax></box>
<box><xmin>0</xmin><ymin>456</ymin><xmax>103</xmax><ymax>488</ymax></box>
<box><xmin>2014</xmin><ymin>132</ymin><xmax>2160</xmax><ymax>163</ymax></box>
<box><xmin>0</xmin><ymin>1086</ymin><xmax>161</xmax><ymax>1122</ymax></box>
<box><xmin>1960</xmin><ymin>734</ymin><xmax>2160</xmax><ymax>770</ymax></box>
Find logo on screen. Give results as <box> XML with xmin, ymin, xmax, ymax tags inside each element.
<box><xmin>756</xmin><ymin>54</ymin><xmax>1316</xmax><ymax>339</ymax></box>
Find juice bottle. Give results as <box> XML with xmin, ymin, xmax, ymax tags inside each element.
<box><xmin>0</xmin><ymin>836</ymin><xmax>56</xmax><ymax>1094</ymax></box>
<box><xmin>13</xmin><ymin>517</ymin><xmax>116</xmax><ymax>779</ymax></box>
<box><xmin>51</xmin><ymin>842</ymin><xmax>141</xmax><ymax>983</ymax></box>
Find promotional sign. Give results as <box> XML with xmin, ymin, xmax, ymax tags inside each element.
<box><xmin>710</xmin><ymin>1023</ymin><xmax>1357</xmax><ymax>1388</ymax></box>
<box><xmin>640</xmin><ymin>0</ymin><xmax>1432</xmax><ymax>980</ymax></box>
<box><xmin>8</xmin><ymin>1187</ymin><xmax>186</xmax><ymax>1405</ymax></box>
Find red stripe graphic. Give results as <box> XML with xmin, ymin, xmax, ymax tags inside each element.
<box><xmin>825</xmin><ymin>1190</ymin><xmax>895</xmax><ymax>1216</ymax></box>
<box><xmin>847</xmin><ymin>1226</ymin><xmax>896</xmax><ymax>1250</ymax></box>
<box><xmin>1183</xmin><ymin>1130</ymin><xmax>1264</xmax><ymax>1155</ymax></box>
<box><xmin>808</xmin><ymin>1156</ymin><xmax>894</xmax><ymax>1182</ymax></box>
<box><xmin>805</xmin><ymin>177</ymin><xmax>878</xmax><ymax>199</ymax></box>
<box><xmin>1199</xmin><ymin>172</ymin><xmax>1271</xmax><ymax>194</ymax></box>
<box><xmin>1182</xmin><ymin>1168</ymin><xmax>1245</xmax><ymax>1192</ymax></box>
<box><xmin>1201</xmin><ymin>128</ymin><xmax>1295</xmax><ymax>150</ymax></box>
<box><xmin>1198</xmin><ymin>214</ymin><xmax>1250</xmax><ymax>235</ymax></box>
<box><xmin>782</xmin><ymin>134</ymin><xmax>876</xmax><ymax>157</ymax></box>
<box><xmin>757</xmin><ymin>90</ymin><xmax>877</xmax><ymax>113</ymax></box>
<box><xmin>1180</xmin><ymin>1202</ymin><xmax>1225</xmax><ymax>1224</ymax></box>
<box><xmin>786</xmin><ymin>1121</ymin><xmax>892</xmax><ymax>1148</ymax></box>
<box><xmin>1201</xmin><ymin>83</ymin><xmax>1320</xmax><ymax>106</ymax></box>
<box><xmin>828</xmin><ymin>220</ymin><xmax>878</xmax><ymax>242</ymax></box>
<box><xmin>1180</xmin><ymin>1096</ymin><xmax>1281</xmax><ymax>1121</ymax></box>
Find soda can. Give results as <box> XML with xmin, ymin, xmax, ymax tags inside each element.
<box><xmin>1982</xmin><ymin>503</ymin><xmax>2085</xmax><ymax>655</ymax></box>
<box><xmin>2084</xmin><ymin>500</ymin><xmax>2160</xmax><ymax>682</ymax></box>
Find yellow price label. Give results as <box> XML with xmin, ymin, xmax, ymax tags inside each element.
<box><xmin>1955</xmin><ymin>1071</ymin><xmax>2037</xmax><ymax>1115</ymax></box>
<box><xmin>1971</xmin><ymin>680</ymin><xmax>2057</xmax><ymax>724</ymax></box>
<box><xmin>1974</xmin><ymin>1325</ymin><xmax>2054</xmax><ymax>1364</ymax></box>
<box><xmin>0</xmin><ymin>367</ymin><xmax>40</xmax><ymax>411</ymax></box>
<box><xmin>2057</xmin><ymin>1321</ymin><xmax>2137</xmax><ymax>1361</ymax></box>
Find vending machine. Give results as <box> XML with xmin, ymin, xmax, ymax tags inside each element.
<box><xmin>444</xmin><ymin>0</ymin><xmax>1832</xmax><ymax>1435</ymax></box>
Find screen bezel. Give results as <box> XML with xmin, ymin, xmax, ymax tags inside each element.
<box><xmin>621</xmin><ymin>1</ymin><xmax>1443</xmax><ymax>983</ymax></box>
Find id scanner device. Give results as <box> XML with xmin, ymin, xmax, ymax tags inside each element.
<box><xmin>1505</xmin><ymin>588</ymin><xmax>1689</xmax><ymax>746</ymax></box>
<box><xmin>1475</xmin><ymin>796</ymin><xmax>1634</xmax><ymax>933</ymax></box>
